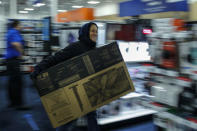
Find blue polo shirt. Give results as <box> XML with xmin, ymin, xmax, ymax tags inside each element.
<box><xmin>4</xmin><ymin>28</ymin><xmax>25</xmax><ymax>59</ymax></box>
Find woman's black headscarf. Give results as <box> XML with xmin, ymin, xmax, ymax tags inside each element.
<box><xmin>78</xmin><ymin>22</ymin><xmax>98</xmax><ymax>48</ymax></box>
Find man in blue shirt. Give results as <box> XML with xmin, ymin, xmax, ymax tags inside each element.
<box><xmin>5</xmin><ymin>20</ymin><xmax>25</xmax><ymax>109</ymax></box>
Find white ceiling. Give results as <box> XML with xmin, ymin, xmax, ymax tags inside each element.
<box><xmin>14</xmin><ymin>0</ymin><xmax>126</xmax><ymax>15</ymax></box>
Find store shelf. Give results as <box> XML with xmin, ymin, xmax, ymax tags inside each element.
<box><xmin>154</xmin><ymin>111</ymin><xmax>197</xmax><ymax>130</ymax></box>
<box><xmin>120</xmin><ymin>92</ymin><xmax>144</xmax><ymax>99</ymax></box>
<box><xmin>98</xmin><ymin>108</ymin><xmax>157</xmax><ymax>125</ymax></box>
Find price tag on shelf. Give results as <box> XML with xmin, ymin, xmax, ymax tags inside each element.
<box><xmin>176</xmin><ymin>77</ymin><xmax>192</xmax><ymax>87</ymax></box>
<box><xmin>161</xmin><ymin>112</ymin><xmax>171</xmax><ymax>118</ymax></box>
<box><xmin>155</xmin><ymin>68</ymin><xmax>161</xmax><ymax>74</ymax></box>
<box><xmin>141</xmin><ymin>67</ymin><xmax>148</xmax><ymax>72</ymax></box>
<box><xmin>147</xmin><ymin>66</ymin><xmax>154</xmax><ymax>73</ymax></box>
<box><xmin>166</xmin><ymin>70</ymin><xmax>178</xmax><ymax>77</ymax></box>
<box><xmin>155</xmin><ymin>112</ymin><xmax>197</xmax><ymax>129</ymax></box>
<box><xmin>191</xmin><ymin>72</ymin><xmax>197</xmax><ymax>80</ymax></box>
<box><xmin>169</xmin><ymin>113</ymin><xmax>197</xmax><ymax>129</ymax></box>
<box><xmin>0</xmin><ymin>66</ymin><xmax>6</xmax><ymax>71</ymax></box>
<box><xmin>160</xmin><ymin>69</ymin><xmax>167</xmax><ymax>75</ymax></box>
<box><xmin>149</xmin><ymin>66</ymin><xmax>156</xmax><ymax>73</ymax></box>
<box><xmin>185</xmin><ymin>120</ymin><xmax>193</xmax><ymax>128</ymax></box>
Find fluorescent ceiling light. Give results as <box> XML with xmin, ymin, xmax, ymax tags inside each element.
<box><xmin>0</xmin><ymin>1</ymin><xmax>2</xmax><ymax>4</ymax></box>
<box><xmin>33</xmin><ymin>3</ymin><xmax>45</xmax><ymax>7</ymax></box>
<box><xmin>37</xmin><ymin>3</ymin><xmax>45</xmax><ymax>6</ymax></box>
<box><xmin>19</xmin><ymin>11</ymin><xmax>28</xmax><ymax>13</ymax></box>
<box><xmin>58</xmin><ymin>10</ymin><xmax>67</xmax><ymax>12</ymax></box>
<box><xmin>87</xmin><ymin>1</ymin><xmax>100</xmax><ymax>4</ymax></box>
<box><xmin>33</xmin><ymin>4</ymin><xmax>40</xmax><ymax>7</ymax></box>
<box><xmin>72</xmin><ymin>5</ymin><xmax>83</xmax><ymax>8</ymax></box>
<box><xmin>24</xmin><ymin>8</ymin><xmax>34</xmax><ymax>11</ymax></box>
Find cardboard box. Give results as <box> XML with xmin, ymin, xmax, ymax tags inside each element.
<box><xmin>34</xmin><ymin>42</ymin><xmax>135</xmax><ymax>128</ymax></box>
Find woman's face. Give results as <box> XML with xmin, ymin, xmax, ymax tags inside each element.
<box><xmin>89</xmin><ymin>24</ymin><xmax>98</xmax><ymax>42</ymax></box>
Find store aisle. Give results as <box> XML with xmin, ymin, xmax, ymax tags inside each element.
<box><xmin>0</xmin><ymin>75</ymin><xmax>55</xmax><ymax>131</ymax></box>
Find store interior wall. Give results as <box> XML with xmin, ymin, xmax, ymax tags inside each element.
<box><xmin>0</xmin><ymin>4</ymin><xmax>5</xmax><ymax>20</ymax></box>
<box><xmin>2</xmin><ymin>0</ymin><xmax>49</xmax><ymax>20</ymax></box>
<box><xmin>140</xmin><ymin>11</ymin><xmax>189</xmax><ymax>20</ymax></box>
<box><xmin>94</xmin><ymin>1</ymin><xmax>195</xmax><ymax>22</ymax></box>
<box><xmin>95</xmin><ymin>14</ymin><xmax>130</xmax><ymax>21</ymax></box>
<box><xmin>94</xmin><ymin>3</ymin><xmax>118</xmax><ymax>17</ymax></box>
<box><xmin>8</xmin><ymin>14</ymin><xmax>49</xmax><ymax>20</ymax></box>
<box><xmin>189</xmin><ymin>1</ymin><xmax>197</xmax><ymax>21</ymax></box>
<box><xmin>0</xmin><ymin>6</ymin><xmax>6</xmax><ymax>49</ymax></box>
<box><xmin>2</xmin><ymin>1</ymin><xmax>197</xmax><ymax>22</ymax></box>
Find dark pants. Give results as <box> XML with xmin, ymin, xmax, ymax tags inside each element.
<box><xmin>6</xmin><ymin>58</ymin><xmax>23</xmax><ymax>106</ymax></box>
<box><xmin>56</xmin><ymin>111</ymin><xmax>100</xmax><ymax>131</ymax></box>
<box><xmin>86</xmin><ymin>111</ymin><xmax>100</xmax><ymax>131</ymax></box>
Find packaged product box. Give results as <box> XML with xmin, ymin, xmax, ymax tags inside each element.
<box><xmin>34</xmin><ymin>42</ymin><xmax>135</xmax><ymax>128</ymax></box>
<box><xmin>179</xmin><ymin>41</ymin><xmax>197</xmax><ymax>74</ymax></box>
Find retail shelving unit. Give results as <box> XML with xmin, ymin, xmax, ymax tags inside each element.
<box><xmin>4</xmin><ymin>19</ymin><xmax>50</xmax><ymax>73</ymax></box>
<box><xmin>143</xmin><ymin>18</ymin><xmax>197</xmax><ymax>131</ymax></box>
<box><xmin>98</xmin><ymin>108</ymin><xmax>156</xmax><ymax>125</ymax></box>
<box><xmin>0</xmin><ymin>19</ymin><xmax>6</xmax><ymax>74</ymax></box>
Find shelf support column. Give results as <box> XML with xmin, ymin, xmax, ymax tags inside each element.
<box><xmin>50</xmin><ymin>0</ymin><xmax>57</xmax><ymax>23</ymax></box>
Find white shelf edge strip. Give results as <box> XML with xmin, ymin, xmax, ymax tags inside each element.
<box><xmin>98</xmin><ymin>109</ymin><xmax>157</xmax><ymax>125</ymax></box>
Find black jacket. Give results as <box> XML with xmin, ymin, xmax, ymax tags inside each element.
<box><xmin>31</xmin><ymin>22</ymin><xmax>98</xmax><ymax>79</ymax></box>
<box><xmin>31</xmin><ymin>41</ymin><xmax>96</xmax><ymax>79</ymax></box>
<box><xmin>31</xmin><ymin>22</ymin><xmax>100</xmax><ymax>131</ymax></box>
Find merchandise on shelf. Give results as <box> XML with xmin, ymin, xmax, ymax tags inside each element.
<box><xmin>127</xmin><ymin>64</ymin><xmax>151</xmax><ymax>95</ymax></box>
<box><xmin>118</xmin><ymin>41</ymin><xmax>151</xmax><ymax>62</ymax></box>
<box><xmin>161</xmin><ymin>34</ymin><xmax>178</xmax><ymax>69</ymax></box>
<box><xmin>97</xmin><ymin>94</ymin><xmax>145</xmax><ymax>119</ymax></box>
<box><xmin>144</xmin><ymin>18</ymin><xmax>197</xmax><ymax>130</ymax></box>
<box><xmin>154</xmin><ymin>111</ymin><xmax>197</xmax><ymax>130</ymax></box>
<box><xmin>176</xmin><ymin>32</ymin><xmax>196</xmax><ymax>74</ymax></box>
<box><xmin>0</xmin><ymin>19</ymin><xmax>6</xmax><ymax>72</ymax></box>
<box><xmin>147</xmin><ymin>33</ymin><xmax>162</xmax><ymax>65</ymax></box>
<box><xmin>151</xmin><ymin>81</ymin><xmax>183</xmax><ymax>107</ymax></box>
